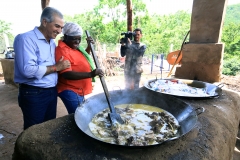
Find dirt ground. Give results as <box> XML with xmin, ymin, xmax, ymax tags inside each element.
<box><xmin>0</xmin><ymin>61</ymin><xmax>240</xmax><ymax>160</ymax></box>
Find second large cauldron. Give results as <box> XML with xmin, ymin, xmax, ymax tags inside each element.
<box><xmin>75</xmin><ymin>87</ymin><xmax>202</xmax><ymax>147</ymax></box>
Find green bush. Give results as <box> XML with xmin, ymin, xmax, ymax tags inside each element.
<box><xmin>222</xmin><ymin>57</ymin><xmax>240</xmax><ymax>76</ymax></box>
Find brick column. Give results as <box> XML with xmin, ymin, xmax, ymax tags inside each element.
<box><xmin>175</xmin><ymin>0</ymin><xmax>228</xmax><ymax>82</ymax></box>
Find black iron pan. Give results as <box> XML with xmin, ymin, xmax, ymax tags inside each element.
<box><xmin>144</xmin><ymin>78</ymin><xmax>223</xmax><ymax>99</ymax></box>
<box><xmin>74</xmin><ymin>87</ymin><xmax>204</xmax><ymax>147</ymax></box>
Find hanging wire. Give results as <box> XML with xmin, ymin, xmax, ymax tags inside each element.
<box><xmin>167</xmin><ymin>30</ymin><xmax>190</xmax><ymax>77</ymax></box>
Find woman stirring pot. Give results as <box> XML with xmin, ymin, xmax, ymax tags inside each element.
<box><xmin>55</xmin><ymin>22</ymin><xmax>104</xmax><ymax>114</ymax></box>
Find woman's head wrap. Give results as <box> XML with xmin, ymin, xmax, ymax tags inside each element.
<box><xmin>62</xmin><ymin>22</ymin><xmax>83</xmax><ymax>36</ymax></box>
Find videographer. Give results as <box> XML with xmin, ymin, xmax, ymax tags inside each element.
<box><xmin>120</xmin><ymin>28</ymin><xmax>147</xmax><ymax>89</ymax></box>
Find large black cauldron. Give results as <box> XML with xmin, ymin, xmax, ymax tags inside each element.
<box><xmin>75</xmin><ymin>87</ymin><xmax>202</xmax><ymax>147</ymax></box>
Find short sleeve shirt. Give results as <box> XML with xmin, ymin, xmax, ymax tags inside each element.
<box><xmin>55</xmin><ymin>40</ymin><xmax>92</xmax><ymax>95</ymax></box>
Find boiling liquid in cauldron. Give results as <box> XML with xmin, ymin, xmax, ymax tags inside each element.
<box><xmin>89</xmin><ymin>104</ymin><xmax>180</xmax><ymax>146</ymax></box>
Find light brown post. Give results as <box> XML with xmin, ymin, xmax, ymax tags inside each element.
<box><xmin>41</xmin><ymin>0</ymin><xmax>50</xmax><ymax>10</ymax></box>
<box><xmin>127</xmin><ymin>0</ymin><xmax>133</xmax><ymax>31</ymax></box>
<box><xmin>174</xmin><ymin>0</ymin><xmax>228</xmax><ymax>82</ymax></box>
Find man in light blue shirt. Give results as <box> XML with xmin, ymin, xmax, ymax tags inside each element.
<box><xmin>14</xmin><ymin>7</ymin><xmax>70</xmax><ymax>130</ymax></box>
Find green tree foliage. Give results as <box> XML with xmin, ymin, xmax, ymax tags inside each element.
<box><xmin>221</xmin><ymin>4</ymin><xmax>240</xmax><ymax>75</ymax></box>
<box><xmin>63</xmin><ymin>1</ymin><xmax>239</xmax><ymax>75</ymax></box>
<box><xmin>65</xmin><ymin>3</ymin><xmax>190</xmax><ymax>57</ymax></box>
<box><xmin>222</xmin><ymin>23</ymin><xmax>240</xmax><ymax>57</ymax></box>
<box><xmin>139</xmin><ymin>11</ymin><xmax>190</xmax><ymax>55</ymax></box>
<box><xmin>0</xmin><ymin>1</ymin><xmax>238</xmax><ymax>75</ymax></box>
<box><xmin>224</xmin><ymin>4</ymin><xmax>240</xmax><ymax>25</ymax></box>
<box><xmin>0</xmin><ymin>20</ymin><xmax>13</xmax><ymax>54</ymax></box>
<box><xmin>65</xmin><ymin>0</ymin><xmax>150</xmax><ymax>50</ymax></box>
<box><xmin>222</xmin><ymin>57</ymin><xmax>240</xmax><ymax>76</ymax></box>
<box><xmin>0</xmin><ymin>20</ymin><xmax>12</xmax><ymax>34</ymax></box>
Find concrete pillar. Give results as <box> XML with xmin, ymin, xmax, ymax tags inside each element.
<box><xmin>175</xmin><ymin>43</ymin><xmax>224</xmax><ymax>82</ymax></box>
<box><xmin>175</xmin><ymin>0</ymin><xmax>228</xmax><ymax>83</ymax></box>
<box><xmin>0</xmin><ymin>59</ymin><xmax>18</xmax><ymax>87</ymax></box>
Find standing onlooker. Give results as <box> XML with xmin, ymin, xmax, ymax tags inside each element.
<box><xmin>55</xmin><ymin>22</ymin><xmax>104</xmax><ymax>114</ymax></box>
<box><xmin>120</xmin><ymin>28</ymin><xmax>147</xmax><ymax>89</ymax></box>
<box><xmin>14</xmin><ymin>7</ymin><xmax>70</xmax><ymax>130</ymax></box>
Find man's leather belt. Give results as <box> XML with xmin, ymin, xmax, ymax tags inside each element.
<box><xmin>19</xmin><ymin>84</ymin><xmax>55</xmax><ymax>89</ymax></box>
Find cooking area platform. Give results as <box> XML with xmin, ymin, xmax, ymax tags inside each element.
<box><xmin>12</xmin><ymin>88</ymin><xmax>240</xmax><ymax>160</ymax></box>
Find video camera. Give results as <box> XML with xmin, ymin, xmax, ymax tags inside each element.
<box><xmin>120</xmin><ymin>31</ymin><xmax>136</xmax><ymax>44</ymax></box>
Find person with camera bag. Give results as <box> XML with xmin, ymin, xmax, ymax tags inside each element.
<box><xmin>120</xmin><ymin>28</ymin><xmax>147</xmax><ymax>89</ymax></box>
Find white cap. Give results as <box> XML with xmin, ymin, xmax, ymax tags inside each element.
<box><xmin>62</xmin><ymin>22</ymin><xmax>83</xmax><ymax>36</ymax></box>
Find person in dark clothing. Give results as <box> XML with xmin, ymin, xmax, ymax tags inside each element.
<box><xmin>120</xmin><ymin>28</ymin><xmax>147</xmax><ymax>89</ymax></box>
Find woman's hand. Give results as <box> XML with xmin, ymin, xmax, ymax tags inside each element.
<box><xmin>90</xmin><ymin>69</ymin><xmax>104</xmax><ymax>77</ymax></box>
<box><xmin>86</xmin><ymin>36</ymin><xmax>95</xmax><ymax>45</ymax></box>
<box><xmin>85</xmin><ymin>36</ymin><xmax>95</xmax><ymax>53</ymax></box>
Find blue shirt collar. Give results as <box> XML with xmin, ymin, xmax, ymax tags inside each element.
<box><xmin>33</xmin><ymin>27</ymin><xmax>55</xmax><ymax>44</ymax></box>
<box><xmin>33</xmin><ymin>27</ymin><xmax>46</xmax><ymax>40</ymax></box>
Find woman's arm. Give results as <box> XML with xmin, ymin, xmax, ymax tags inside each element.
<box><xmin>60</xmin><ymin>71</ymin><xmax>92</xmax><ymax>80</ymax></box>
<box><xmin>60</xmin><ymin>69</ymin><xmax>104</xmax><ymax>80</ymax></box>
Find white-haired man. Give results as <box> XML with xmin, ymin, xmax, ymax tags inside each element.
<box><xmin>14</xmin><ymin>7</ymin><xmax>70</xmax><ymax>130</ymax></box>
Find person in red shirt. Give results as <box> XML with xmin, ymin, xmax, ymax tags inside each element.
<box><xmin>55</xmin><ymin>22</ymin><xmax>104</xmax><ymax>114</ymax></box>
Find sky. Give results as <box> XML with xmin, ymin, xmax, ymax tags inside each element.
<box><xmin>0</xmin><ymin>0</ymin><xmax>240</xmax><ymax>36</ymax></box>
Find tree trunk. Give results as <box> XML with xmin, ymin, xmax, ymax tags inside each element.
<box><xmin>41</xmin><ymin>0</ymin><xmax>50</xmax><ymax>10</ymax></box>
<box><xmin>127</xmin><ymin>0</ymin><xmax>132</xmax><ymax>31</ymax></box>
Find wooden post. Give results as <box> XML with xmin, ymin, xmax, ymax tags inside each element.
<box><xmin>41</xmin><ymin>0</ymin><xmax>50</xmax><ymax>10</ymax></box>
<box><xmin>127</xmin><ymin>0</ymin><xmax>132</xmax><ymax>32</ymax></box>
